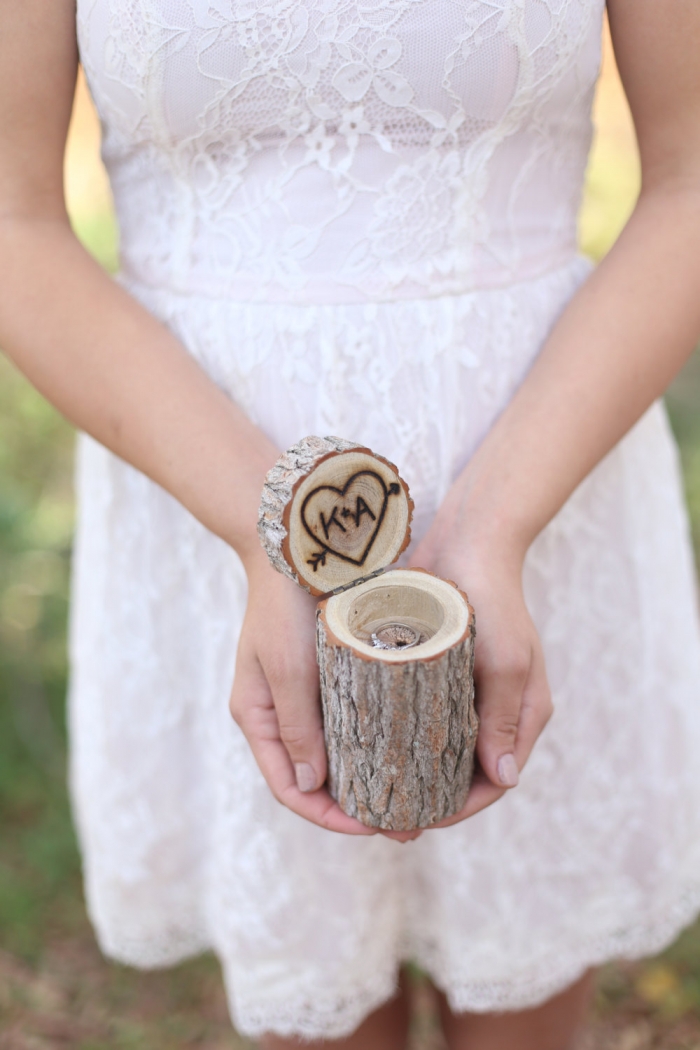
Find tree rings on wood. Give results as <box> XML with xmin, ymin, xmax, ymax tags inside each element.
<box><xmin>258</xmin><ymin>435</ymin><xmax>413</xmax><ymax>596</ymax></box>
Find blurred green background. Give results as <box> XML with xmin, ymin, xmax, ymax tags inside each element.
<box><xmin>2</xmin><ymin>26</ymin><xmax>700</xmax><ymax>1050</ymax></box>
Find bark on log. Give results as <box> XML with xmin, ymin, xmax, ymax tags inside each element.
<box><xmin>257</xmin><ymin>435</ymin><xmax>361</xmax><ymax>590</ymax></box>
<box><xmin>317</xmin><ymin>568</ymin><xmax>478</xmax><ymax>830</ymax></box>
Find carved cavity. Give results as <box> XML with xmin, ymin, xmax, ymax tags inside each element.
<box><xmin>322</xmin><ymin>568</ymin><xmax>470</xmax><ymax>663</ymax></box>
<box><xmin>349</xmin><ymin>585</ymin><xmax>444</xmax><ymax>649</ymax></box>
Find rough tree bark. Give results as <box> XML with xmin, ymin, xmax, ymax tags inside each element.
<box><xmin>317</xmin><ymin>571</ymin><xmax>478</xmax><ymax>831</ymax></box>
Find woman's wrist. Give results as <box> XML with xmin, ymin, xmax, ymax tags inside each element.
<box><xmin>441</xmin><ymin>469</ymin><xmax>534</xmax><ymax>575</ymax></box>
<box><xmin>240</xmin><ymin>543</ymin><xmax>276</xmax><ymax>587</ymax></box>
<box><xmin>215</xmin><ymin>440</ymin><xmax>280</xmax><ymax>572</ymax></box>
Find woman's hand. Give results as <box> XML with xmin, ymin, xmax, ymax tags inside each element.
<box><xmin>229</xmin><ymin>556</ymin><xmax>365</xmax><ymax>834</ymax></box>
<box><xmin>230</xmin><ymin>554</ymin><xmax>421</xmax><ymax>840</ymax></box>
<box><xmin>408</xmin><ymin>495</ymin><xmax>553</xmax><ymax>828</ymax></box>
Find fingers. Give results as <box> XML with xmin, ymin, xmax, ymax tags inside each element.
<box><xmin>474</xmin><ymin>640</ymin><xmax>530</xmax><ymax>789</ymax></box>
<box><xmin>428</xmin><ymin>770</ymin><xmax>506</xmax><ymax>829</ymax></box>
<box><xmin>237</xmin><ymin>576</ymin><xmax>328</xmax><ymax>794</ymax></box>
<box><xmin>231</xmin><ymin>566</ymin><xmax>554</xmax><ymax>839</ymax></box>
<box><xmin>264</xmin><ymin>643</ymin><xmax>328</xmax><ymax>794</ymax></box>
<box><xmin>473</xmin><ymin>627</ymin><xmax>552</xmax><ymax>793</ymax></box>
<box><xmin>230</xmin><ymin>642</ymin><xmax>375</xmax><ymax>836</ymax></box>
<box><xmin>513</xmin><ymin>640</ymin><xmax>553</xmax><ymax>769</ymax></box>
<box><xmin>382</xmin><ymin>828</ymin><xmax>424</xmax><ymax>843</ymax></box>
<box><xmin>433</xmin><ymin>644</ymin><xmax>552</xmax><ymax>829</ymax></box>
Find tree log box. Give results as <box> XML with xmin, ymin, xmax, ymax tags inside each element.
<box><xmin>318</xmin><ymin>568</ymin><xmax>477</xmax><ymax>830</ymax></box>
<box><xmin>258</xmin><ymin>436</ymin><xmax>478</xmax><ymax>830</ymax></box>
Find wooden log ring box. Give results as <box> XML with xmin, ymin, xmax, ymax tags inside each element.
<box><xmin>257</xmin><ymin>435</ymin><xmax>478</xmax><ymax>831</ymax></box>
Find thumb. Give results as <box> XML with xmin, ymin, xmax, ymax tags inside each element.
<box><xmin>474</xmin><ymin>646</ymin><xmax>530</xmax><ymax>789</ymax></box>
<box><xmin>264</xmin><ymin>649</ymin><xmax>328</xmax><ymax>794</ymax></box>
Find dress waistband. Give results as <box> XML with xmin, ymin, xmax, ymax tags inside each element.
<box><xmin>118</xmin><ymin>245</ymin><xmax>582</xmax><ymax>307</ymax></box>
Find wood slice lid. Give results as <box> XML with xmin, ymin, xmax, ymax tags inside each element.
<box><xmin>258</xmin><ymin>435</ymin><xmax>413</xmax><ymax>596</ymax></box>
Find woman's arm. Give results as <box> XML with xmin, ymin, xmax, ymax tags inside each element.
<box><xmin>0</xmin><ymin>0</ymin><xmax>381</xmax><ymax>838</ymax></box>
<box><xmin>0</xmin><ymin>1</ymin><xmax>275</xmax><ymax>563</ymax></box>
<box><xmin>415</xmin><ymin>0</ymin><xmax>700</xmax><ymax>824</ymax></box>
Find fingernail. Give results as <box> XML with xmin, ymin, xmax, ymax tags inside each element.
<box><xmin>497</xmin><ymin>754</ymin><xmax>519</xmax><ymax>788</ymax></box>
<box><xmin>295</xmin><ymin>762</ymin><xmax>318</xmax><ymax>793</ymax></box>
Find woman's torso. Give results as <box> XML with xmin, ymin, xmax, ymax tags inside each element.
<box><xmin>77</xmin><ymin>0</ymin><xmax>605</xmax><ymax>306</ymax></box>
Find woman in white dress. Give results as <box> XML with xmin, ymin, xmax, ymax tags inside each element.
<box><xmin>2</xmin><ymin>1</ymin><xmax>700</xmax><ymax>1047</ymax></box>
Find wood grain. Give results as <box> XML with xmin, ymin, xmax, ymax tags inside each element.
<box><xmin>258</xmin><ymin>435</ymin><xmax>412</xmax><ymax>596</ymax></box>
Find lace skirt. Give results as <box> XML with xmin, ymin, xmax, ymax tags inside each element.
<box><xmin>68</xmin><ymin>257</ymin><xmax>700</xmax><ymax>1039</ymax></box>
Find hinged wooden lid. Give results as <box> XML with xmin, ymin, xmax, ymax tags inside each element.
<box><xmin>258</xmin><ymin>435</ymin><xmax>413</xmax><ymax>596</ymax></box>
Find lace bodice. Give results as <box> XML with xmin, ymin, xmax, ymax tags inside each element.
<box><xmin>77</xmin><ymin>0</ymin><xmax>604</xmax><ymax>303</ymax></box>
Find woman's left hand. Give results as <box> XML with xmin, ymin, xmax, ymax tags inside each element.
<box><xmin>408</xmin><ymin>499</ymin><xmax>553</xmax><ymax>828</ymax></box>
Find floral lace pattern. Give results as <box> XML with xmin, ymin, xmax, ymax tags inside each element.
<box><xmin>70</xmin><ymin>0</ymin><xmax>700</xmax><ymax>1040</ymax></box>
<box><xmin>78</xmin><ymin>0</ymin><xmax>601</xmax><ymax>301</ymax></box>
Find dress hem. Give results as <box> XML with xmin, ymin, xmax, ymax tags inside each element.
<box><xmin>93</xmin><ymin>874</ymin><xmax>700</xmax><ymax>1040</ymax></box>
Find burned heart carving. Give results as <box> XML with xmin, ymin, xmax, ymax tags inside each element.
<box><xmin>301</xmin><ymin>471</ymin><xmax>401</xmax><ymax>571</ymax></box>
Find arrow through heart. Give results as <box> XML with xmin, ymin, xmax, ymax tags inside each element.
<box><xmin>301</xmin><ymin>471</ymin><xmax>400</xmax><ymax>571</ymax></box>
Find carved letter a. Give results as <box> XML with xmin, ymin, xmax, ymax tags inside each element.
<box><xmin>354</xmin><ymin>496</ymin><xmax>376</xmax><ymax>527</ymax></box>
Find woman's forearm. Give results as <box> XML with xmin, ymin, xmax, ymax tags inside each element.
<box><xmin>0</xmin><ymin>216</ymin><xmax>277</xmax><ymax>565</ymax></box>
<box><xmin>452</xmin><ymin>183</ymin><xmax>700</xmax><ymax>559</ymax></box>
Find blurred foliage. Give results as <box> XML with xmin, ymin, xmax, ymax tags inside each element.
<box><xmin>2</xmin><ymin>51</ymin><xmax>700</xmax><ymax>1050</ymax></box>
<box><xmin>0</xmin><ymin>353</ymin><xmax>79</xmax><ymax>961</ymax></box>
<box><xmin>69</xmin><ymin>214</ymin><xmax>120</xmax><ymax>275</ymax></box>
<box><xmin>0</xmin><ymin>205</ymin><xmax>118</xmax><ymax>961</ymax></box>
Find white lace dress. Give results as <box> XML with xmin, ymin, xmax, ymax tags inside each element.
<box><xmin>70</xmin><ymin>0</ymin><xmax>700</xmax><ymax>1039</ymax></box>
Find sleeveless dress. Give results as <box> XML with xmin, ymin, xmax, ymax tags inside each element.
<box><xmin>71</xmin><ymin>0</ymin><xmax>700</xmax><ymax>1040</ymax></box>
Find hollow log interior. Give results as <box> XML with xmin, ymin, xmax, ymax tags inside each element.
<box><xmin>347</xmin><ymin>584</ymin><xmax>444</xmax><ymax>648</ymax></box>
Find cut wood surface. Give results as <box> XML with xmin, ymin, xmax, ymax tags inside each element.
<box><xmin>317</xmin><ymin>568</ymin><xmax>478</xmax><ymax>830</ymax></box>
<box><xmin>258</xmin><ymin>435</ymin><xmax>412</xmax><ymax>596</ymax></box>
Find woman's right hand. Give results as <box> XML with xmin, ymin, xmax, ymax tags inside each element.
<box><xmin>230</xmin><ymin>555</ymin><xmax>406</xmax><ymax>836</ymax></box>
